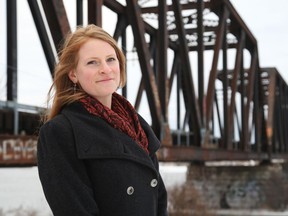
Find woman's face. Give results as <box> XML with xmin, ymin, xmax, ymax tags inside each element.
<box><xmin>69</xmin><ymin>38</ymin><xmax>120</xmax><ymax>107</ymax></box>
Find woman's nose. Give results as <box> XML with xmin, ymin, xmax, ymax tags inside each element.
<box><xmin>99</xmin><ymin>61</ymin><xmax>111</xmax><ymax>74</ymax></box>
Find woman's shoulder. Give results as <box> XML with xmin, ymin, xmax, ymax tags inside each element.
<box><xmin>39</xmin><ymin>103</ymin><xmax>82</xmax><ymax>134</ymax></box>
<box><xmin>46</xmin><ymin>103</ymin><xmax>86</xmax><ymax>123</ymax></box>
<box><xmin>39</xmin><ymin>113</ymin><xmax>71</xmax><ymax>138</ymax></box>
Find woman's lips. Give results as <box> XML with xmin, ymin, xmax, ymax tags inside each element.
<box><xmin>96</xmin><ymin>78</ymin><xmax>113</xmax><ymax>83</ymax></box>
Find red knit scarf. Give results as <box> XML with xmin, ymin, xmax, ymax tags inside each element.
<box><xmin>80</xmin><ymin>93</ymin><xmax>149</xmax><ymax>154</ymax></box>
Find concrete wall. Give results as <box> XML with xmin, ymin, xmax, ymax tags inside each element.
<box><xmin>183</xmin><ymin>162</ymin><xmax>288</xmax><ymax>211</ymax></box>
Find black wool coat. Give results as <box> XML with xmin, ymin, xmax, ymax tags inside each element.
<box><xmin>37</xmin><ymin>102</ymin><xmax>168</xmax><ymax>216</ymax></box>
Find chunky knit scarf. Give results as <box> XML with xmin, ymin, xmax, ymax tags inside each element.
<box><xmin>80</xmin><ymin>93</ymin><xmax>149</xmax><ymax>154</ymax></box>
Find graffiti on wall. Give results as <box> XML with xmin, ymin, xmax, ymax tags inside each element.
<box><xmin>223</xmin><ymin>180</ymin><xmax>264</xmax><ymax>209</ymax></box>
<box><xmin>0</xmin><ymin>136</ymin><xmax>37</xmax><ymax>166</ymax></box>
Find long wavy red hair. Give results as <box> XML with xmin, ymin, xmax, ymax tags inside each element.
<box><xmin>44</xmin><ymin>24</ymin><xmax>126</xmax><ymax>122</ymax></box>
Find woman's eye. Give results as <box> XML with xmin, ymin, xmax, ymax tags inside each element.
<box><xmin>107</xmin><ymin>57</ymin><xmax>116</xmax><ymax>62</ymax></box>
<box><xmin>87</xmin><ymin>60</ymin><xmax>98</xmax><ymax>65</ymax></box>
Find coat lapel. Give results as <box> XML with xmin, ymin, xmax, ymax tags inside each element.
<box><xmin>62</xmin><ymin>103</ymin><xmax>160</xmax><ymax>172</ymax></box>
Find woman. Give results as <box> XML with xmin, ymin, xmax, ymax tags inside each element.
<box><xmin>37</xmin><ymin>24</ymin><xmax>168</xmax><ymax>216</ymax></box>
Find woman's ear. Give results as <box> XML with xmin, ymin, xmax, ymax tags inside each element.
<box><xmin>68</xmin><ymin>70</ymin><xmax>77</xmax><ymax>83</ymax></box>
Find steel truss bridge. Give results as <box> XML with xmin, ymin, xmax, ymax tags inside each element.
<box><xmin>1</xmin><ymin>0</ymin><xmax>288</xmax><ymax>166</ymax></box>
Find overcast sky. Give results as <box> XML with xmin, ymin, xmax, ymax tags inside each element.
<box><xmin>230</xmin><ymin>0</ymin><xmax>288</xmax><ymax>82</ymax></box>
<box><xmin>0</xmin><ymin>0</ymin><xmax>287</xmax><ymax>109</ymax></box>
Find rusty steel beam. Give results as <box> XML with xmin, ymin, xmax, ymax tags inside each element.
<box><xmin>104</xmin><ymin>0</ymin><xmax>125</xmax><ymax>14</ymax></box>
<box><xmin>204</xmin><ymin>5</ymin><xmax>230</xmax><ymax>146</ymax></box>
<box><xmin>88</xmin><ymin>0</ymin><xmax>103</xmax><ymax>26</ymax></box>
<box><xmin>276</xmin><ymin>82</ymin><xmax>284</xmax><ymax>152</ymax></box>
<box><xmin>157</xmin><ymin>0</ymin><xmax>168</xmax><ymax>122</ymax></box>
<box><xmin>112</xmin><ymin>13</ymin><xmax>128</xmax><ymax>97</ymax></box>
<box><xmin>172</xmin><ymin>0</ymin><xmax>201</xmax><ymax>146</ymax></box>
<box><xmin>263</xmin><ymin>69</ymin><xmax>288</xmax><ymax>153</ymax></box>
<box><xmin>126</xmin><ymin>0</ymin><xmax>163</xmax><ymax>138</ymax></box>
<box><xmin>222</xmin><ymin>0</ymin><xmax>257</xmax><ymax>51</ymax></box>
<box><xmin>27</xmin><ymin>0</ymin><xmax>56</xmax><ymax>74</ymax></box>
<box><xmin>156</xmin><ymin>1</ymin><xmax>171</xmax><ymax>144</ymax></box>
<box><xmin>168</xmin><ymin>54</ymin><xmax>180</xmax><ymax>100</ymax></box>
<box><xmin>221</xmin><ymin>12</ymin><xmax>229</xmax><ymax>150</ymax></box>
<box><xmin>40</xmin><ymin>0</ymin><xmax>70</xmax><ymax>52</ymax></box>
<box><xmin>134</xmin><ymin>32</ymin><xmax>157</xmax><ymax>111</ymax></box>
<box><xmin>77</xmin><ymin>0</ymin><xmax>83</xmax><ymax>25</ymax></box>
<box><xmin>157</xmin><ymin>146</ymin><xmax>271</xmax><ymax>162</ymax></box>
<box><xmin>227</xmin><ymin>30</ymin><xmax>245</xmax><ymax>149</ymax></box>
<box><xmin>197</xmin><ymin>0</ymin><xmax>205</xmax><ymax>125</ymax></box>
<box><xmin>113</xmin><ymin>14</ymin><xmax>128</xmax><ymax>40</ymax></box>
<box><xmin>188</xmin><ymin>43</ymin><xmax>238</xmax><ymax>51</ymax></box>
<box><xmin>141</xmin><ymin>3</ymin><xmax>196</xmax><ymax>14</ymax></box>
<box><xmin>6</xmin><ymin>0</ymin><xmax>17</xmax><ymax>102</ymax></box>
<box><xmin>242</xmin><ymin>49</ymin><xmax>258</xmax><ymax>151</ymax></box>
<box><xmin>158</xmin><ymin>146</ymin><xmax>288</xmax><ymax>162</ymax></box>
<box><xmin>133</xmin><ymin>36</ymin><xmax>158</xmax><ymax>112</ymax></box>
<box><xmin>264</xmin><ymin>69</ymin><xmax>276</xmax><ymax>157</ymax></box>
<box><xmin>140</xmin><ymin>1</ymin><xmax>219</xmax><ymax>14</ymax></box>
<box><xmin>278</xmin><ymin>76</ymin><xmax>288</xmax><ymax>152</ymax></box>
<box><xmin>282</xmin><ymin>82</ymin><xmax>288</xmax><ymax>151</ymax></box>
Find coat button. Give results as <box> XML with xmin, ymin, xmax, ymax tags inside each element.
<box><xmin>150</xmin><ymin>179</ymin><xmax>158</xmax><ymax>187</ymax></box>
<box><xmin>127</xmin><ymin>186</ymin><xmax>134</xmax><ymax>195</ymax></box>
